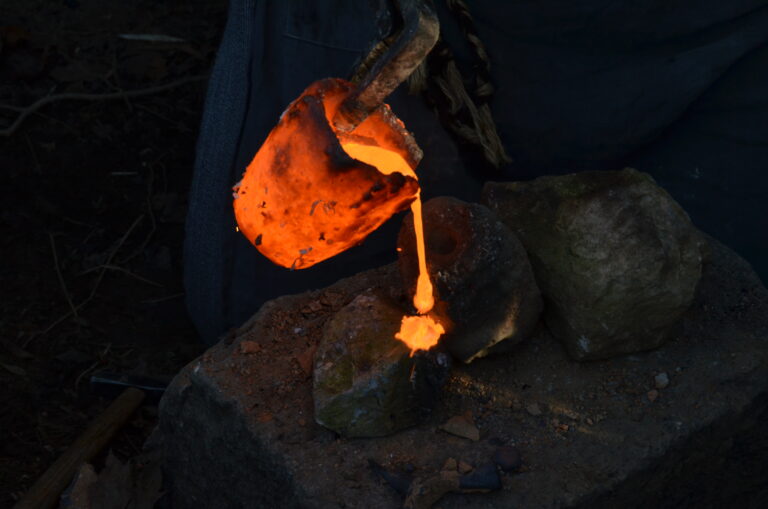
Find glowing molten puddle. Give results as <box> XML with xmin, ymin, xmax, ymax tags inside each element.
<box><xmin>340</xmin><ymin>143</ymin><xmax>442</xmax><ymax>356</ymax></box>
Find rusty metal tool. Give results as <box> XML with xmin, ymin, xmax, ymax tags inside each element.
<box><xmin>90</xmin><ymin>371</ymin><xmax>170</xmax><ymax>404</ymax></box>
<box><xmin>332</xmin><ymin>0</ymin><xmax>439</xmax><ymax>132</ymax></box>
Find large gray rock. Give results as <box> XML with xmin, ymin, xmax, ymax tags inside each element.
<box><xmin>156</xmin><ymin>240</ymin><xmax>768</xmax><ymax>508</ymax></box>
<box><xmin>313</xmin><ymin>289</ymin><xmax>451</xmax><ymax>437</ymax></box>
<box><xmin>398</xmin><ymin>197</ymin><xmax>542</xmax><ymax>363</ymax></box>
<box><xmin>482</xmin><ymin>169</ymin><xmax>705</xmax><ymax>360</ymax></box>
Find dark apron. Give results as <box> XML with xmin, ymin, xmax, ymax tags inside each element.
<box><xmin>185</xmin><ymin>0</ymin><xmax>768</xmax><ymax>344</ymax></box>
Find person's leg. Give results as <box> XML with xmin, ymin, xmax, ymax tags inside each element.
<box><xmin>186</xmin><ymin>1</ymin><xmax>478</xmax><ymax>345</ymax></box>
<box><xmin>631</xmin><ymin>44</ymin><xmax>768</xmax><ymax>283</ymax></box>
<box><xmin>187</xmin><ymin>0</ymin><xmax>768</xmax><ymax>345</ymax></box>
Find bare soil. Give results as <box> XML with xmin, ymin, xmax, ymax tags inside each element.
<box><xmin>0</xmin><ymin>1</ymin><xmax>226</xmax><ymax>505</ymax></box>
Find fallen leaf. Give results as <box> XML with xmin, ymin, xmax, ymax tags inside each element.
<box><xmin>89</xmin><ymin>452</ymin><xmax>132</xmax><ymax>509</ymax></box>
<box><xmin>62</xmin><ymin>463</ymin><xmax>98</xmax><ymax>509</ymax></box>
<box><xmin>60</xmin><ymin>451</ymin><xmax>163</xmax><ymax>509</ymax></box>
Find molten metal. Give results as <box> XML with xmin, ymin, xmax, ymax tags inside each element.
<box><xmin>233</xmin><ymin>79</ymin><xmax>420</xmax><ymax>270</ymax></box>
<box><xmin>339</xmin><ymin>143</ymin><xmax>442</xmax><ymax>354</ymax></box>
<box><xmin>395</xmin><ymin>314</ymin><xmax>445</xmax><ymax>356</ymax></box>
<box><xmin>233</xmin><ymin>78</ymin><xmax>444</xmax><ymax>355</ymax></box>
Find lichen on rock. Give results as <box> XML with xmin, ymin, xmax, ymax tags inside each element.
<box><xmin>313</xmin><ymin>289</ymin><xmax>450</xmax><ymax>437</ymax></box>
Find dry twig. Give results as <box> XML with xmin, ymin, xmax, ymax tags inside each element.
<box><xmin>28</xmin><ymin>215</ymin><xmax>145</xmax><ymax>344</ymax></box>
<box><xmin>78</xmin><ymin>264</ymin><xmax>163</xmax><ymax>287</ymax></box>
<box><xmin>49</xmin><ymin>232</ymin><xmax>79</xmax><ymax>320</ymax></box>
<box><xmin>0</xmin><ymin>75</ymin><xmax>208</xmax><ymax>137</ymax></box>
<box><xmin>120</xmin><ymin>163</ymin><xmax>157</xmax><ymax>264</ymax></box>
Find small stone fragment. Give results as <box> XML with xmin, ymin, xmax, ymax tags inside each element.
<box><xmin>483</xmin><ymin>169</ymin><xmax>704</xmax><ymax>360</ymax></box>
<box><xmin>239</xmin><ymin>341</ymin><xmax>261</xmax><ymax>354</ymax></box>
<box><xmin>457</xmin><ymin>461</ymin><xmax>473</xmax><ymax>474</ymax></box>
<box><xmin>647</xmin><ymin>389</ymin><xmax>659</xmax><ymax>402</ymax></box>
<box><xmin>442</xmin><ymin>458</ymin><xmax>457</xmax><ymax>471</ymax></box>
<box><xmin>655</xmin><ymin>372</ymin><xmax>670</xmax><ymax>389</ymax></box>
<box><xmin>439</xmin><ymin>415</ymin><xmax>480</xmax><ymax>441</ymax></box>
<box><xmin>398</xmin><ymin>197</ymin><xmax>542</xmax><ymax>363</ymax></box>
<box><xmin>458</xmin><ymin>462</ymin><xmax>502</xmax><ymax>492</ymax></box>
<box><xmin>294</xmin><ymin>345</ymin><xmax>317</xmax><ymax>377</ymax></box>
<box><xmin>368</xmin><ymin>459</ymin><xmax>412</xmax><ymax>496</ymax></box>
<box><xmin>493</xmin><ymin>445</ymin><xmax>522</xmax><ymax>472</ymax></box>
<box><xmin>313</xmin><ymin>290</ymin><xmax>451</xmax><ymax>437</ymax></box>
<box><xmin>526</xmin><ymin>403</ymin><xmax>542</xmax><ymax>416</ymax></box>
<box><xmin>404</xmin><ymin>471</ymin><xmax>460</xmax><ymax>509</ymax></box>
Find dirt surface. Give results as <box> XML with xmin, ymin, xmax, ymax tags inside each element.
<box><xmin>0</xmin><ymin>1</ymin><xmax>226</xmax><ymax>505</ymax></box>
<box><xmin>159</xmin><ymin>238</ymin><xmax>768</xmax><ymax>508</ymax></box>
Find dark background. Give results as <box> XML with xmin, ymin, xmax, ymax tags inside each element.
<box><xmin>2</xmin><ymin>0</ymin><xmax>767</xmax><ymax>506</ymax></box>
<box><xmin>0</xmin><ymin>0</ymin><xmax>226</xmax><ymax>503</ymax></box>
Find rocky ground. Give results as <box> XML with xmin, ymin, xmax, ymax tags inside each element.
<box><xmin>158</xmin><ymin>238</ymin><xmax>768</xmax><ymax>508</ymax></box>
<box><xmin>0</xmin><ymin>1</ymin><xmax>226</xmax><ymax>505</ymax></box>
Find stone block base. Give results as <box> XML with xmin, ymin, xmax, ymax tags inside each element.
<box><xmin>156</xmin><ymin>239</ymin><xmax>768</xmax><ymax>508</ymax></box>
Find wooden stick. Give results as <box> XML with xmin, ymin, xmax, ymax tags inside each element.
<box><xmin>0</xmin><ymin>75</ymin><xmax>208</xmax><ymax>137</ymax></box>
<box><xmin>13</xmin><ymin>388</ymin><xmax>146</xmax><ymax>509</ymax></box>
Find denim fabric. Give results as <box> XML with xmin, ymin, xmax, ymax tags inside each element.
<box><xmin>186</xmin><ymin>0</ymin><xmax>768</xmax><ymax>344</ymax></box>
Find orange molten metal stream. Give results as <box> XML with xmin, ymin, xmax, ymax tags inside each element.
<box><xmin>341</xmin><ymin>143</ymin><xmax>444</xmax><ymax>356</ymax></box>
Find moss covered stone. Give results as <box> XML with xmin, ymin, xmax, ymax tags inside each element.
<box><xmin>313</xmin><ymin>289</ymin><xmax>450</xmax><ymax>437</ymax></box>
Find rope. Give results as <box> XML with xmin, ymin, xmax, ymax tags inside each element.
<box><xmin>408</xmin><ymin>0</ymin><xmax>511</xmax><ymax>167</ymax></box>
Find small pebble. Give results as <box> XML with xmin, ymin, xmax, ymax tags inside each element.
<box><xmin>492</xmin><ymin>445</ymin><xmax>522</xmax><ymax>472</ymax></box>
<box><xmin>457</xmin><ymin>461</ymin><xmax>473</xmax><ymax>474</ymax></box>
<box><xmin>239</xmin><ymin>341</ymin><xmax>261</xmax><ymax>354</ymax></box>
<box><xmin>439</xmin><ymin>415</ymin><xmax>480</xmax><ymax>441</ymax></box>
<box><xmin>654</xmin><ymin>372</ymin><xmax>670</xmax><ymax>389</ymax></box>
<box><xmin>647</xmin><ymin>389</ymin><xmax>659</xmax><ymax>402</ymax></box>
<box><xmin>526</xmin><ymin>403</ymin><xmax>542</xmax><ymax>416</ymax></box>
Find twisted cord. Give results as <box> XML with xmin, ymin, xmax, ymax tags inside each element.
<box><xmin>408</xmin><ymin>0</ymin><xmax>511</xmax><ymax>167</ymax></box>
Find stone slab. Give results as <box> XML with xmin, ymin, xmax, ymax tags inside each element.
<box><xmin>157</xmin><ymin>238</ymin><xmax>768</xmax><ymax>508</ymax></box>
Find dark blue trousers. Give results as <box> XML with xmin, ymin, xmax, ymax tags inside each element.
<box><xmin>186</xmin><ymin>0</ymin><xmax>768</xmax><ymax>344</ymax></box>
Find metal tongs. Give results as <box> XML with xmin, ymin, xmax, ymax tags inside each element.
<box><xmin>332</xmin><ymin>0</ymin><xmax>439</xmax><ymax>133</ymax></box>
